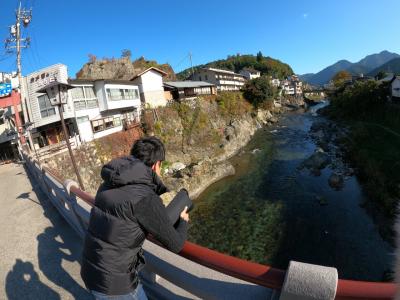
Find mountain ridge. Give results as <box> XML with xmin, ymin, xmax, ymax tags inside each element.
<box><xmin>301</xmin><ymin>50</ymin><xmax>400</xmax><ymax>86</ymax></box>
<box><xmin>367</xmin><ymin>57</ymin><xmax>400</xmax><ymax>77</ymax></box>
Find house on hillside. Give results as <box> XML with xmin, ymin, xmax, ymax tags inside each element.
<box><xmin>163</xmin><ymin>81</ymin><xmax>217</xmax><ymax>101</ymax></box>
<box><xmin>390</xmin><ymin>76</ymin><xmax>400</xmax><ymax>102</ymax></box>
<box><xmin>69</xmin><ymin>79</ymin><xmax>141</xmax><ymax>142</ymax></box>
<box><xmin>239</xmin><ymin>68</ymin><xmax>260</xmax><ymax>80</ymax></box>
<box><xmin>280</xmin><ymin>76</ymin><xmax>303</xmax><ymax>96</ymax></box>
<box><xmin>190</xmin><ymin>68</ymin><xmax>246</xmax><ymax>91</ymax></box>
<box><xmin>271</xmin><ymin>78</ymin><xmax>280</xmax><ymax>87</ymax></box>
<box><xmin>130</xmin><ymin>67</ymin><xmax>168</xmax><ymax>107</ymax></box>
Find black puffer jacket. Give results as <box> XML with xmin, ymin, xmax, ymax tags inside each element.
<box><xmin>81</xmin><ymin>156</ymin><xmax>188</xmax><ymax>295</ymax></box>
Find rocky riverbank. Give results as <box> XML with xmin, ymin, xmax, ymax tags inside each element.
<box><xmin>300</xmin><ymin>116</ymin><xmax>354</xmax><ymax>190</ymax></box>
<box><xmin>44</xmin><ymin>95</ymin><xmax>304</xmax><ymax>202</ymax></box>
<box><xmin>160</xmin><ymin>107</ymin><xmax>283</xmax><ymax>203</ymax></box>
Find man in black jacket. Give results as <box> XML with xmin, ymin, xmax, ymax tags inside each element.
<box><xmin>81</xmin><ymin>137</ymin><xmax>189</xmax><ymax>299</ymax></box>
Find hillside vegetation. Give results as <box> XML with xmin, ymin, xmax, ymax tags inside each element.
<box><xmin>177</xmin><ymin>52</ymin><xmax>293</xmax><ymax>80</ymax></box>
<box><xmin>326</xmin><ymin>80</ymin><xmax>400</xmax><ymax>241</ymax></box>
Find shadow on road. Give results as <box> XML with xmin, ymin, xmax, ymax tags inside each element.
<box><xmin>4</xmin><ymin>164</ymin><xmax>91</xmax><ymax>299</ymax></box>
<box><xmin>17</xmin><ymin>191</ymin><xmax>41</xmax><ymax>205</ymax></box>
<box><xmin>6</xmin><ymin>259</ymin><xmax>60</xmax><ymax>300</ymax></box>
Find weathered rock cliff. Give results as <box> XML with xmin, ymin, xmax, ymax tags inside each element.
<box><xmin>76</xmin><ymin>56</ymin><xmax>176</xmax><ymax>80</ymax></box>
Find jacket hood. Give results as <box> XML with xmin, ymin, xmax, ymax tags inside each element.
<box><xmin>100</xmin><ymin>156</ymin><xmax>168</xmax><ymax>195</ymax></box>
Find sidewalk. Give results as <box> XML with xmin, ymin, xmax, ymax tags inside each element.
<box><xmin>0</xmin><ymin>163</ymin><xmax>91</xmax><ymax>300</ymax></box>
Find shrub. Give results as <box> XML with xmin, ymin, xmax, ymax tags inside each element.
<box><xmin>242</xmin><ymin>76</ymin><xmax>277</xmax><ymax>108</ymax></box>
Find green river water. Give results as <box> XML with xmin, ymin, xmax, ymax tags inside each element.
<box><xmin>188</xmin><ymin>103</ymin><xmax>393</xmax><ymax>281</ymax></box>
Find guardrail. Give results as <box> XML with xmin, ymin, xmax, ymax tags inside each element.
<box><xmin>22</xmin><ymin>151</ymin><xmax>397</xmax><ymax>300</ymax></box>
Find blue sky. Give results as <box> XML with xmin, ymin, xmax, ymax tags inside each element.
<box><xmin>1</xmin><ymin>0</ymin><xmax>400</xmax><ymax>77</ymax></box>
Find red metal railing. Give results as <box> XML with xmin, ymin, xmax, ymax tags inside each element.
<box><xmin>69</xmin><ymin>185</ymin><xmax>397</xmax><ymax>299</ymax></box>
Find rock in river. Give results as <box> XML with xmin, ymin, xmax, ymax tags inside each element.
<box><xmin>303</xmin><ymin>152</ymin><xmax>331</xmax><ymax>170</ymax></box>
<box><xmin>328</xmin><ymin>173</ymin><xmax>344</xmax><ymax>190</ymax></box>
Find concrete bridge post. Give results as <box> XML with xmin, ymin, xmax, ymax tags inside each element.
<box><xmin>279</xmin><ymin>261</ymin><xmax>338</xmax><ymax>300</ymax></box>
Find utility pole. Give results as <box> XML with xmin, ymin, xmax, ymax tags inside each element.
<box><xmin>5</xmin><ymin>1</ymin><xmax>32</xmax><ymax>150</ymax></box>
<box><xmin>189</xmin><ymin>52</ymin><xmax>194</xmax><ymax>77</ymax></box>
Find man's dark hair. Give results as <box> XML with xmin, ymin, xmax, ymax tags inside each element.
<box><xmin>130</xmin><ymin>136</ymin><xmax>165</xmax><ymax>167</ymax></box>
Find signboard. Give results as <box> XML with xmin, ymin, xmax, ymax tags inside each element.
<box><xmin>0</xmin><ymin>83</ymin><xmax>12</xmax><ymax>97</ymax></box>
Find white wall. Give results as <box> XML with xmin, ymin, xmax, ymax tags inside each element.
<box><xmin>93</xmin><ymin>125</ymin><xmax>123</xmax><ymax>139</ymax></box>
<box><xmin>104</xmin><ymin>83</ymin><xmax>141</xmax><ymax>110</ymax></box>
<box><xmin>23</xmin><ymin>64</ymin><xmax>75</xmax><ymax>128</ymax></box>
<box><xmin>139</xmin><ymin>70</ymin><xmax>167</xmax><ymax>107</ymax></box>
<box><xmin>392</xmin><ymin>78</ymin><xmax>400</xmax><ymax>98</ymax></box>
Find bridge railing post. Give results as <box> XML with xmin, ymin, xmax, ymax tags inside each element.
<box><xmin>279</xmin><ymin>261</ymin><xmax>338</xmax><ymax>300</ymax></box>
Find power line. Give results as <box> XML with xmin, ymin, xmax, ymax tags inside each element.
<box><xmin>173</xmin><ymin>53</ymin><xmax>190</xmax><ymax>70</ymax></box>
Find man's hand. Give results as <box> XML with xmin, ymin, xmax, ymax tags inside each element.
<box><xmin>180</xmin><ymin>206</ymin><xmax>190</xmax><ymax>222</ymax></box>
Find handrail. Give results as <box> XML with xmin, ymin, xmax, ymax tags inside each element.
<box><xmin>69</xmin><ymin>185</ymin><xmax>285</xmax><ymax>290</ymax></box>
<box><xmin>336</xmin><ymin>280</ymin><xmax>396</xmax><ymax>300</ymax></box>
<box><xmin>68</xmin><ymin>185</ymin><xmax>397</xmax><ymax>299</ymax></box>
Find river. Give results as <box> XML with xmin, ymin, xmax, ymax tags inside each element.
<box><xmin>188</xmin><ymin>102</ymin><xmax>394</xmax><ymax>282</ymax></box>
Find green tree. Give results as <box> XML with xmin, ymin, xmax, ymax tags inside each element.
<box><xmin>242</xmin><ymin>76</ymin><xmax>277</xmax><ymax>108</ymax></box>
<box><xmin>256</xmin><ymin>51</ymin><xmax>263</xmax><ymax>62</ymax></box>
<box><xmin>376</xmin><ymin>71</ymin><xmax>387</xmax><ymax>80</ymax></box>
<box><xmin>332</xmin><ymin>70</ymin><xmax>352</xmax><ymax>87</ymax></box>
<box><xmin>121</xmin><ymin>49</ymin><xmax>132</xmax><ymax>59</ymax></box>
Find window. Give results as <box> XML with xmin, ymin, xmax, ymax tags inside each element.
<box><xmin>205</xmin><ymin>75</ymin><xmax>208</xmax><ymax>81</ymax></box>
<box><xmin>71</xmin><ymin>87</ymin><xmax>85</xmax><ymax>99</ymax></box>
<box><xmin>199</xmin><ymin>76</ymin><xmax>202</xmax><ymax>81</ymax></box>
<box><xmin>104</xmin><ymin>117</ymin><xmax>114</xmax><ymax>129</ymax></box>
<box><xmin>91</xmin><ymin>116</ymin><xmax>122</xmax><ymax>133</ymax></box>
<box><xmin>113</xmin><ymin>117</ymin><xmax>121</xmax><ymax>126</ymax></box>
<box><xmin>87</xmin><ymin>99</ymin><xmax>98</xmax><ymax>109</ymax></box>
<box><xmin>74</xmin><ymin>101</ymin><xmax>86</xmax><ymax>110</ymax></box>
<box><xmin>71</xmin><ymin>86</ymin><xmax>98</xmax><ymax>110</ymax></box>
<box><xmin>38</xmin><ymin>95</ymin><xmax>56</xmax><ymax>118</ymax></box>
<box><xmin>106</xmin><ymin>88</ymin><xmax>139</xmax><ymax>101</ymax></box>
<box><xmin>92</xmin><ymin>119</ymin><xmax>104</xmax><ymax>133</ymax></box>
<box><xmin>84</xmin><ymin>86</ymin><xmax>95</xmax><ymax>98</ymax></box>
<box><xmin>77</xmin><ymin>116</ymin><xmax>89</xmax><ymax>124</ymax></box>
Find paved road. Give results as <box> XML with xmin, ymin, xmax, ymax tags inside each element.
<box><xmin>0</xmin><ymin>163</ymin><xmax>91</xmax><ymax>300</ymax></box>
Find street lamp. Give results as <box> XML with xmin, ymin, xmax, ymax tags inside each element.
<box><xmin>22</xmin><ymin>121</ymin><xmax>39</xmax><ymax>162</ymax></box>
<box><xmin>37</xmin><ymin>81</ymin><xmax>85</xmax><ymax>190</ymax></box>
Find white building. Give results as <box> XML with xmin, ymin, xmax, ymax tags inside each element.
<box><xmin>130</xmin><ymin>67</ymin><xmax>168</xmax><ymax>108</ymax></box>
<box><xmin>280</xmin><ymin>76</ymin><xmax>303</xmax><ymax>96</ymax></box>
<box><xmin>280</xmin><ymin>80</ymin><xmax>294</xmax><ymax>95</ymax></box>
<box><xmin>191</xmin><ymin>68</ymin><xmax>246</xmax><ymax>91</ymax></box>
<box><xmin>21</xmin><ymin>63</ymin><xmax>142</xmax><ymax>150</ymax></box>
<box><xmin>239</xmin><ymin>68</ymin><xmax>261</xmax><ymax>80</ymax></box>
<box><xmin>391</xmin><ymin>76</ymin><xmax>400</xmax><ymax>100</ymax></box>
<box><xmin>69</xmin><ymin>79</ymin><xmax>141</xmax><ymax>142</ymax></box>
<box><xmin>271</xmin><ymin>78</ymin><xmax>281</xmax><ymax>87</ymax></box>
<box><xmin>22</xmin><ymin>64</ymin><xmax>79</xmax><ymax>150</ymax></box>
